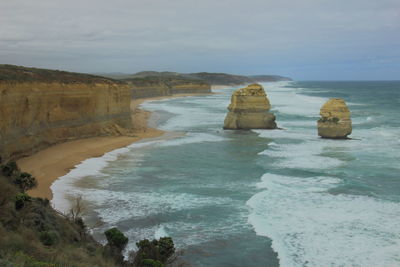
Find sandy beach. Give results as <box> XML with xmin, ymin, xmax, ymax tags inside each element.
<box><xmin>18</xmin><ymin>93</ymin><xmax>207</xmax><ymax>200</ymax></box>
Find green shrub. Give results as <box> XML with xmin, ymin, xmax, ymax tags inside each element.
<box><xmin>331</xmin><ymin>117</ymin><xmax>339</xmax><ymax>123</ymax></box>
<box><xmin>134</xmin><ymin>237</ymin><xmax>175</xmax><ymax>266</ymax></box>
<box><xmin>141</xmin><ymin>259</ymin><xmax>164</xmax><ymax>267</ymax></box>
<box><xmin>0</xmin><ymin>259</ymin><xmax>13</xmax><ymax>267</ymax></box>
<box><xmin>13</xmin><ymin>172</ymin><xmax>37</xmax><ymax>192</ymax></box>
<box><xmin>104</xmin><ymin>227</ymin><xmax>128</xmax><ymax>250</ymax></box>
<box><xmin>10</xmin><ymin>251</ymin><xmax>56</xmax><ymax>267</ymax></box>
<box><xmin>36</xmin><ymin>197</ymin><xmax>50</xmax><ymax>206</ymax></box>
<box><xmin>1</xmin><ymin>161</ymin><xmax>18</xmax><ymax>177</ymax></box>
<box><xmin>158</xmin><ymin>237</ymin><xmax>175</xmax><ymax>260</ymax></box>
<box><xmin>39</xmin><ymin>231</ymin><xmax>59</xmax><ymax>246</ymax></box>
<box><xmin>15</xmin><ymin>193</ymin><xmax>31</xmax><ymax>210</ymax></box>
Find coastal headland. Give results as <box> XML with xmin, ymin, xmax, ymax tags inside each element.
<box><xmin>0</xmin><ymin>64</ymin><xmax>290</xmax><ymax>201</ymax></box>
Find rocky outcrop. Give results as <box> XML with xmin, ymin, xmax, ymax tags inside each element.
<box><xmin>0</xmin><ymin>65</ymin><xmax>133</xmax><ymax>162</ymax></box>
<box><xmin>223</xmin><ymin>84</ymin><xmax>277</xmax><ymax>129</ymax></box>
<box><xmin>317</xmin><ymin>98</ymin><xmax>352</xmax><ymax>139</ymax></box>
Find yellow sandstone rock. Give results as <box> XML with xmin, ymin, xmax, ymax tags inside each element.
<box><xmin>0</xmin><ymin>81</ymin><xmax>133</xmax><ymax>162</ymax></box>
<box><xmin>317</xmin><ymin>98</ymin><xmax>352</xmax><ymax>139</ymax></box>
<box><xmin>223</xmin><ymin>84</ymin><xmax>277</xmax><ymax>129</ymax></box>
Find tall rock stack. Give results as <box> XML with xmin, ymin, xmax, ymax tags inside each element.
<box><xmin>317</xmin><ymin>98</ymin><xmax>352</xmax><ymax>139</ymax></box>
<box><xmin>223</xmin><ymin>84</ymin><xmax>277</xmax><ymax>129</ymax></box>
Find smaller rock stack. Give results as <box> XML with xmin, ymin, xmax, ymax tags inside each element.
<box><xmin>317</xmin><ymin>98</ymin><xmax>352</xmax><ymax>139</ymax></box>
<box><xmin>223</xmin><ymin>83</ymin><xmax>277</xmax><ymax>130</ymax></box>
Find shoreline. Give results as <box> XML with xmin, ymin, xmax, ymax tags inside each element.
<box><xmin>18</xmin><ymin>93</ymin><xmax>209</xmax><ymax>200</ymax></box>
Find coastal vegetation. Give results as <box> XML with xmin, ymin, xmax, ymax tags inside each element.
<box><xmin>0</xmin><ymin>162</ymin><xmax>178</xmax><ymax>267</ymax></box>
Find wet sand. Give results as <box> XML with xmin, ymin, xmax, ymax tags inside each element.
<box><xmin>18</xmin><ymin>93</ymin><xmax>207</xmax><ymax>200</ymax></box>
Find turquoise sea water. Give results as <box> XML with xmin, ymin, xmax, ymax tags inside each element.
<box><xmin>52</xmin><ymin>81</ymin><xmax>400</xmax><ymax>267</ymax></box>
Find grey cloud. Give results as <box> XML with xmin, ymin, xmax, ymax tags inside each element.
<box><xmin>0</xmin><ymin>0</ymin><xmax>399</xmax><ymax>79</ymax></box>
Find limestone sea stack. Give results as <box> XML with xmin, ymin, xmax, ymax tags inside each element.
<box><xmin>223</xmin><ymin>83</ymin><xmax>277</xmax><ymax>129</ymax></box>
<box><xmin>317</xmin><ymin>98</ymin><xmax>352</xmax><ymax>139</ymax></box>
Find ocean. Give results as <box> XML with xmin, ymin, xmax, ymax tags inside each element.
<box><xmin>51</xmin><ymin>81</ymin><xmax>400</xmax><ymax>267</ymax></box>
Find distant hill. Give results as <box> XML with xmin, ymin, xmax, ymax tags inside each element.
<box><xmin>101</xmin><ymin>71</ymin><xmax>292</xmax><ymax>86</ymax></box>
<box><xmin>249</xmin><ymin>75</ymin><xmax>292</xmax><ymax>82</ymax></box>
<box><xmin>184</xmin><ymin>72</ymin><xmax>254</xmax><ymax>86</ymax></box>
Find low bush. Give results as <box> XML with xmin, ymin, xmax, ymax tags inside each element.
<box><xmin>39</xmin><ymin>231</ymin><xmax>60</xmax><ymax>246</ymax></box>
<box><xmin>1</xmin><ymin>161</ymin><xmax>18</xmax><ymax>177</ymax></box>
<box><xmin>104</xmin><ymin>227</ymin><xmax>128</xmax><ymax>251</ymax></box>
<box><xmin>134</xmin><ymin>237</ymin><xmax>175</xmax><ymax>266</ymax></box>
<box><xmin>13</xmin><ymin>172</ymin><xmax>37</xmax><ymax>192</ymax></box>
<box><xmin>15</xmin><ymin>193</ymin><xmax>31</xmax><ymax>210</ymax></box>
<box><xmin>141</xmin><ymin>259</ymin><xmax>164</xmax><ymax>267</ymax></box>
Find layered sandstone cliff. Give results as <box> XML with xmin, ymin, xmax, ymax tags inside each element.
<box><xmin>0</xmin><ymin>65</ymin><xmax>133</xmax><ymax>162</ymax></box>
<box><xmin>223</xmin><ymin>84</ymin><xmax>277</xmax><ymax>129</ymax></box>
<box><xmin>317</xmin><ymin>98</ymin><xmax>352</xmax><ymax>139</ymax></box>
<box><xmin>127</xmin><ymin>76</ymin><xmax>211</xmax><ymax>98</ymax></box>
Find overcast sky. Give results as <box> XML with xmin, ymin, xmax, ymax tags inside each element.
<box><xmin>1</xmin><ymin>0</ymin><xmax>399</xmax><ymax>80</ymax></box>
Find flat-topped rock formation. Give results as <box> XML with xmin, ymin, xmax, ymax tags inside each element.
<box><xmin>317</xmin><ymin>98</ymin><xmax>352</xmax><ymax>139</ymax></box>
<box><xmin>223</xmin><ymin>84</ymin><xmax>277</xmax><ymax>129</ymax></box>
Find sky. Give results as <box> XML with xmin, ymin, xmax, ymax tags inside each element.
<box><xmin>0</xmin><ymin>0</ymin><xmax>399</xmax><ymax>80</ymax></box>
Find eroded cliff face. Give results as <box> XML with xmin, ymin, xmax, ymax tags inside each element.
<box><xmin>317</xmin><ymin>98</ymin><xmax>352</xmax><ymax>139</ymax></box>
<box><xmin>223</xmin><ymin>84</ymin><xmax>277</xmax><ymax>129</ymax></box>
<box><xmin>128</xmin><ymin>77</ymin><xmax>211</xmax><ymax>98</ymax></box>
<box><xmin>0</xmin><ymin>81</ymin><xmax>132</xmax><ymax>162</ymax></box>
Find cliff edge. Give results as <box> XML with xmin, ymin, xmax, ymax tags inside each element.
<box><xmin>126</xmin><ymin>75</ymin><xmax>211</xmax><ymax>98</ymax></box>
<box><xmin>223</xmin><ymin>84</ymin><xmax>277</xmax><ymax>129</ymax></box>
<box><xmin>317</xmin><ymin>98</ymin><xmax>352</xmax><ymax>139</ymax></box>
<box><xmin>0</xmin><ymin>65</ymin><xmax>133</xmax><ymax>163</ymax></box>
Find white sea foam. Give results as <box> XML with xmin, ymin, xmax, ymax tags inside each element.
<box><xmin>247</xmin><ymin>173</ymin><xmax>400</xmax><ymax>267</ymax></box>
<box><xmin>261</xmin><ymin>83</ymin><xmax>327</xmax><ymax>117</ymax></box>
<box><xmin>159</xmin><ymin>133</ymin><xmax>226</xmax><ymax>147</ymax></box>
<box><xmin>51</xmin><ymin>145</ymin><xmax>135</xmax><ymax>213</ymax></box>
<box><xmin>259</xmin><ymin>138</ymin><xmax>347</xmax><ymax>169</ymax></box>
<box><xmin>154</xmin><ymin>225</ymin><xmax>169</xmax><ymax>239</ymax></box>
<box><xmin>142</xmin><ymin>97</ymin><xmax>226</xmax><ymax>131</ymax></box>
<box><xmin>254</xmin><ymin>128</ymin><xmax>314</xmax><ymax>140</ymax></box>
<box><xmin>87</xmin><ymin>191</ymin><xmax>232</xmax><ymax>225</ymax></box>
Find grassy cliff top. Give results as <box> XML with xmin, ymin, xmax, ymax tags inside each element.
<box><xmin>0</xmin><ymin>64</ymin><xmax>123</xmax><ymax>84</ymax></box>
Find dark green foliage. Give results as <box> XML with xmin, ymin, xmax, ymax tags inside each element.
<box><xmin>4</xmin><ymin>251</ymin><xmax>57</xmax><ymax>267</ymax></box>
<box><xmin>15</xmin><ymin>193</ymin><xmax>31</xmax><ymax>210</ymax></box>
<box><xmin>1</xmin><ymin>161</ymin><xmax>18</xmax><ymax>177</ymax></box>
<box><xmin>13</xmin><ymin>172</ymin><xmax>38</xmax><ymax>192</ymax></box>
<box><xmin>141</xmin><ymin>259</ymin><xmax>164</xmax><ymax>267</ymax></box>
<box><xmin>0</xmin><ymin>258</ymin><xmax>13</xmax><ymax>267</ymax></box>
<box><xmin>75</xmin><ymin>217</ymin><xmax>86</xmax><ymax>231</ymax></box>
<box><xmin>134</xmin><ymin>237</ymin><xmax>175</xmax><ymax>266</ymax></box>
<box><xmin>158</xmin><ymin>237</ymin><xmax>175</xmax><ymax>260</ymax></box>
<box><xmin>318</xmin><ymin>117</ymin><xmax>340</xmax><ymax>124</ymax></box>
<box><xmin>36</xmin><ymin>197</ymin><xmax>50</xmax><ymax>207</ymax></box>
<box><xmin>104</xmin><ymin>227</ymin><xmax>129</xmax><ymax>250</ymax></box>
<box><xmin>332</xmin><ymin>117</ymin><xmax>340</xmax><ymax>123</ymax></box>
<box><xmin>0</xmin><ymin>168</ymin><xmax>126</xmax><ymax>267</ymax></box>
<box><xmin>39</xmin><ymin>231</ymin><xmax>60</xmax><ymax>246</ymax></box>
